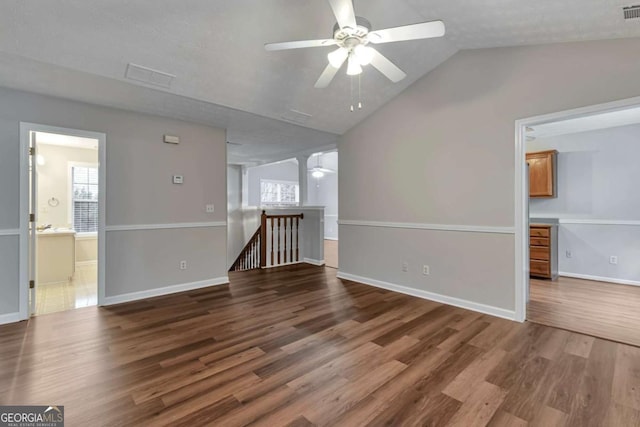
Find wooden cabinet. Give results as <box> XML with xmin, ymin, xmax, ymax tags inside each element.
<box><xmin>529</xmin><ymin>224</ymin><xmax>558</xmax><ymax>280</ymax></box>
<box><xmin>526</xmin><ymin>150</ymin><xmax>557</xmax><ymax>198</ymax></box>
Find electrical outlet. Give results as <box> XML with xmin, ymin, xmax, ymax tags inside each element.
<box><xmin>206</xmin><ymin>204</ymin><xmax>215</xmax><ymax>213</ymax></box>
<box><xmin>422</xmin><ymin>265</ymin><xmax>430</xmax><ymax>275</ymax></box>
<box><xmin>402</xmin><ymin>261</ymin><xmax>409</xmax><ymax>273</ymax></box>
<box><xmin>566</xmin><ymin>250</ymin><xmax>572</xmax><ymax>258</ymax></box>
<box><xmin>180</xmin><ymin>260</ymin><xmax>187</xmax><ymax>270</ymax></box>
<box><xmin>609</xmin><ymin>256</ymin><xmax>618</xmax><ymax>265</ymax></box>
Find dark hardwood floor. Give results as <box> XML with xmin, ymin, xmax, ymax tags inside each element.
<box><xmin>1</xmin><ymin>264</ymin><xmax>639</xmax><ymax>426</ymax></box>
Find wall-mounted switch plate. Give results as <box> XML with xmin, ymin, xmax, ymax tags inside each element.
<box><xmin>566</xmin><ymin>250</ymin><xmax>572</xmax><ymax>258</ymax></box>
<box><xmin>206</xmin><ymin>204</ymin><xmax>215</xmax><ymax>213</ymax></box>
<box><xmin>610</xmin><ymin>256</ymin><xmax>618</xmax><ymax>265</ymax></box>
<box><xmin>172</xmin><ymin>175</ymin><xmax>184</xmax><ymax>184</ymax></box>
<box><xmin>180</xmin><ymin>260</ymin><xmax>187</xmax><ymax>270</ymax></box>
<box><xmin>422</xmin><ymin>265</ymin><xmax>430</xmax><ymax>275</ymax></box>
<box><xmin>164</xmin><ymin>135</ymin><xmax>180</xmax><ymax>144</ymax></box>
<box><xmin>402</xmin><ymin>261</ymin><xmax>409</xmax><ymax>273</ymax></box>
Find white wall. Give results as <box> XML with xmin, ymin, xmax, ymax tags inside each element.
<box><xmin>528</xmin><ymin>124</ymin><xmax>640</xmax><ymax>283</ymax></box>
<box><xmin>36</xmin><ymin>144</ymin><xmax>98</xmax><ymax>228</ymax></box>
<box><xmin>307</xmin><ymin>152</ymin><xmax>338</xmax><ymax>239</ymax></box>
<box><xmin>339</xmin><ymin>38</ymin><xmax>640</xmax><ymax>318</ymax></box>
<box><xmin>0</xmin><ymin>87</ymin><xmax>228</xmax><ymax>319</ymax></box>
<box><xmin>246</xmin><ymin>160</ymin><xmax>298</xmax><ymax>207</ymax></box>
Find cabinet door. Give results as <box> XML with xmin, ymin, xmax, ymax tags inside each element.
<box><xmin>526</xmin><ymin>152</ymin><xmax>555</xmax><ymax>198</ymax></box>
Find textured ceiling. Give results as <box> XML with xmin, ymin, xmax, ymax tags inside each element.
<box><xmin>1</xmin><ymin>0</ymin><xmax>639</xmax><ymax>162</ymax></box>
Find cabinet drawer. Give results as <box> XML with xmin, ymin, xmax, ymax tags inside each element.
<box><xmin>530</xmin><ymin>227</ymin><xmax>550</xmax><ymax>238</ymax></box>
<box><xmin>530</xmin><ymin>246</ymin><xmax>550</xmax><ymax>261</ymax></box>
<box><xmin>530</xmin><ymin>237</ymin><xmax>549</xmax><ymax>247</ymax></box>
<box><xmin>530</xmin><ymin>260</ymin><xmax>550</xmax><ymax>276</ymax></box>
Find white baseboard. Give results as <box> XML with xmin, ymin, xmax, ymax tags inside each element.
<box><xmin>102</xmin><ymin>276</ymin><xmax>229</xmax><ymax>306</ymax></box>
<box><xmin>336</xmin><ymin>271</ymin><xmax>516</xmax><ymax>321</ymax></box>
<box><xmin>324</xmin><ymin>237</ymin><xmax>338</xmax><ymax>241</ymax></box>
<box><xmin>75</xmin><ymin>260</ymin><xmax>97</xmax><ymax>267</ymax></box>
<box><xmin>304</xmin><ymin>258</ymin><xmax>326</xmax><ymax>266</ymax></box>
<box><xmin>0</xmin><ymin>311</ymin><xmax>23</xmax><ymax>325</ymax></box>
<box><xmin>559</xmin><ymin>272</ymin><xmax>640</xmax><ymax>287</ymax></box>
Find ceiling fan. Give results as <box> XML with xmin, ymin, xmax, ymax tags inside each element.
<box><xmin>265</xmin><ymin>0</ymin><xmax>445</xmax><ymax>88</ymax></box>
<box><xmin>309</xmin><ymin>154</ymin><xmax>335</xmax><ymax>178</ymax></box>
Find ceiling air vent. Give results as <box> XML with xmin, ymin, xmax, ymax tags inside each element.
<box><xmin>125</xmin><ymin>63</ymin><xmax>175</xmax><ymax>88</ymax></box>
<box><xmin>623</xmin><ymin>5</ymin><xmax>640</xmax><ymax>19</ymax></box>
<box><xmin>281</xmin><ymin>109</ymin><xmax>313</xmax><ymax>125</ymax></box>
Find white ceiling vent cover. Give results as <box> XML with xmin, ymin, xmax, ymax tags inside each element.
<box><xmin>623</xmin><ymin>5</ymin><xmax>640</xmax><ymax>19</ymax></box>
<box><xmin>125</xmin><ymin>63</ymin><xmax>175</xmax><ymax>88</ymax></box>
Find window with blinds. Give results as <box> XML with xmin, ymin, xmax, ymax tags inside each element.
<box><xmin>260</xmin><ymin>179</ymin><xmax>299</xmax><ymax>206</ymax></box>
<box><xmin>72</xmin><ymin>166</ymin><xmax>98</xmax><ymax>233</ymax></box>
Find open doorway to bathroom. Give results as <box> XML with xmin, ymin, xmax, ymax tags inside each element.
<box><xmin>20</xmin><ymin>123</ymin><xmax>106</xmax><ymax>318</ymax></box>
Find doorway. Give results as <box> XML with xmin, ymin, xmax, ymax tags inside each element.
<box><xmin>20</xmin><ymin>123</ymin><xmax>106</xmax><ymax>319</ymax></box>
<box><xmin>308</xmin><ymin>151</ymin><xmax>338</xmax><ymax>268</ymax></box>
<box><xmin>515</xmin><ymin>97</ymin><xmax>640</xmax><ymax>346</ymax></box>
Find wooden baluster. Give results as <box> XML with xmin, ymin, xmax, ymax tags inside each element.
<box><xmin>289</xmin><ymin>217</ymin><xmax>294</xmax><ymax>263</ymax></box>
<box><xmin>283</xmin><ymin>217</ymin><xmax>288</xmax><ymax>264</ymax></box>
<box><xmin>277</xmin><ymin>217</ymin><xmax>281</xmax><ymax>265</ymax></box>
<box><xmin>296</xmin><ymin>217</ymin><xmax>300</xmax><ymax>262</ymax></box>
<box><xmin>260</xmin><ymin>211</ymin><xmax>267</xmax><ymax>268</ymax></box>
<box><xmin>270</xmin><ymin>217</ymin><xmax>274</xmax><ymax>266</ymax></box>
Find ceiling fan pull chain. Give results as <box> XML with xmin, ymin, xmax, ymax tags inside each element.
<box><xmin>358</xmin><ymin>74</ymin><xmax>362</xmax><ymax>109</ymax></box>
<box><xmin>350</xmin><ymin>75</ymin><xmax>354</xmax><ymax>112</ymax></box>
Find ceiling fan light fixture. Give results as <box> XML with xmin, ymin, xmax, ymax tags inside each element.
<box><xmin>327</xmin><ymin>47</ymin><xmax>349</xmax><ymax>68</ymax></box>
<box><xmin>312</xmin><ymin>169</ymin><xmax>325</xmax><ymax>178</ymax></box>
<box><xmin>354</xmin><ymin>45</ymin><xmax>373</xmax><ymax>66</ymax></box>
<box><xmin>346</xmin><ymin>54</ymin><xmax>362</xmax><ymax>76</ymax></box>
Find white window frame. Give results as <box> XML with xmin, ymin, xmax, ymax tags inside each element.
<box><xmin>260</xmin><ymin>179</ymin><xmax>300</xmax><ymax>206</ymax></box>
<box><xmin>68</xmin><ymin>161</ymin><xmax>99</xmax><ymax>237</ymax></box>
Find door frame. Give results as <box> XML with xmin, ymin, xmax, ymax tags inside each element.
<box><xmin>19</xmin><ymin>123</ymin><xmax>107</xmax><ymax>319</ymax></box>
<box><xmin>514</xmin><ymin>95</ymin><xmax>640</xmax><ymax>322</ymax></box>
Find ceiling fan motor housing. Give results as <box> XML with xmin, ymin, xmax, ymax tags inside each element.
<box><xmin>333</xmin><ymin>16</ymin><xmax>372</xmax><ymax>47</ymax></box>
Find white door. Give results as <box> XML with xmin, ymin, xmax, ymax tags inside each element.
<box><xmin>28</xmin><ymin>131</ymin><xmax>37</xmax><ymax>315</ymax></box>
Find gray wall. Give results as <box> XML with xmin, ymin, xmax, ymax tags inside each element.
<box><xmin>339</xmin><ymin>38</ymin><xmax>640</xmax><ymax>316</ymax></box>
<box><xmin>0</xmin><ymin>87</ymin><xmax>227</xmax><ymax>317</ymax></box>
<box><xmin>246</xmin><ymin>160</ymin><xmax>298</xmax><ymax>207</ymax></box>
<box><xmin>227</xmin><ymin>165</ymin><xmax>244</xmax><ymax>268</ymax></box>
<box><xmin>529</xmin><ymin>124</ymin><xmax>640</xmax><ymax>283</ymax></box>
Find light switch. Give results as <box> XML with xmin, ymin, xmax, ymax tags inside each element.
<box><xmin>172</xmin><ymin>175</ymin><xmax>184</xmax><ymax>184</ymax></box>
<box><xmin>206</xmin><ymin>204</ymin><xmax>215</xmax><ymax>213</ymax></box>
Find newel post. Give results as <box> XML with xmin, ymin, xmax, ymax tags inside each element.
<box><xmin>260</xmin><ymin>210</ymin><xmax>267</xmax><ymax>268</ymax></box>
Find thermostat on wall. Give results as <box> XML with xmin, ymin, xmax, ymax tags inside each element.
<box><xmin>164</xmin><ymin>135</ymin><xmax>180</xmax><ymax>144</ymax></box>
<box><xmin>172</xmin><ymin>175</ymin><xmax>184</xmax><ymax>184</ymax></box>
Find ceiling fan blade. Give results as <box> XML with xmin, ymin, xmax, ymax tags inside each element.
<box><xmin>265</xmin><ymin>39</ymin><xmax>336</xmax><ymax>51</ymax></box>
<box><xmin>327</xmin><ymin>0</ymin><xmax>357</xmax><ymax>29</ymax></box>
<box><xmin>314</xmin><ymin>63</ymin><xmax>341</xmax><ymax>88</ymax></box>
<box><xmin>368</xmin><ymin>20</ymin><xmax>445</xmax><ymax>44</ymax></box>
<box><xmin>316</xmin><ymin>167</ymin><xmax>335</xmax><ymax>173</ymax></box>
<box><xmin>369</xmin><ymin>48</ymin><xmax>406</xmax><ymax>83</ymax></box>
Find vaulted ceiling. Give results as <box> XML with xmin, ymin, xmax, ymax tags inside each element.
<box><xmin>1</xmin><ymin>0</ymin><xmax>639</xmax><ymax>163</ymax></box>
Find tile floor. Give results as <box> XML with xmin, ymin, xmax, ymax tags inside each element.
<box><xmin>35</xmin><ymin>263</ymin><xmax>97</xmax><ymax>315</ymax></box>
